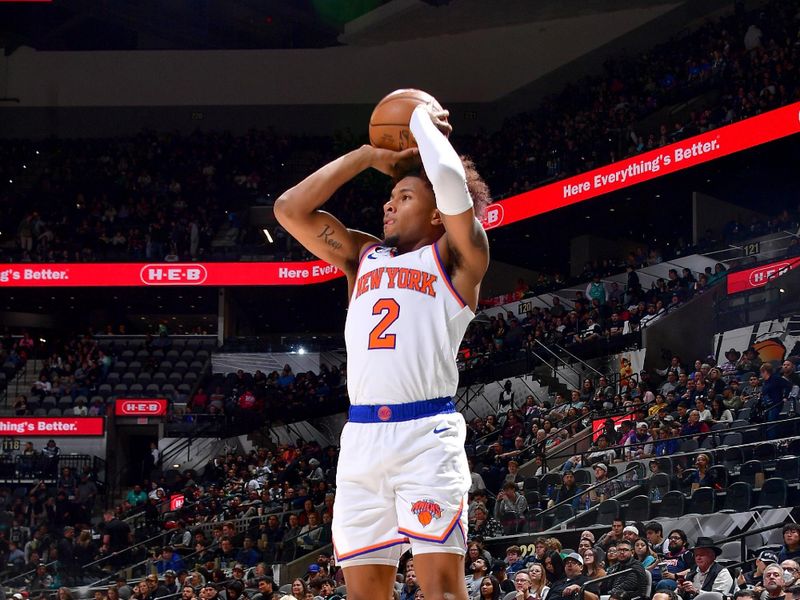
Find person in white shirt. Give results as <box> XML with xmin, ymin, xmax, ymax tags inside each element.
<box><xmin>680</xmin><ymin>537</ymin><xmax>734</xmax><ymax>596</ymax></box>
<box><xmin>694</xmin><ymin>398</ymin><xmax>713</xmax><ymax>422</ymax></box>
<box><xmin>32</xmin><ymin>375</ymin><xmax>52</xmax><ymax>394</ymax></box>
<box><xmin>468</xmin><ymin>459</ymin><xmax>487</xmax><ymax>494</ymax></box>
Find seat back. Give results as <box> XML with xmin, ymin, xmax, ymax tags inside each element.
<box><xmin>721</xmin><ymin>432</ymin><xmax>742</xmax><ymax>447</ymax></box>
<box><xmin>680</xmin><ymin>438</ymin><xmax>699</xmax><ymax>453</ymax></box>
<box><xmin>720</xmin><ymin>541</ymin><xmax>742</xmax><ymax>562</ymax></box>
<box><xmin>723</xmin><ymin>447</ymin><xmax>743</xmax><ymax>471</ymax></box>
<box><xmin>524</xmin><ymin>490</ymin><xmax>540</xmax><ymax>508</ymax></box>
<box><xmin>724</xmin><ymin>482</ymin><xmax>753</xmax><ymax>512</ymax></box>
<box><xmin>709</xmin><ymin>465</ymin><xmax>728</xmax><ymax>489</ymax></box>
<box><xmin>739</xmin><ymin>460</ymin><xmax>764</xmax><ymax>488</ymax></box>
<box><xmin>680</xmin><ymin>469</ymin><xmax>698</xmax><ymax>494</ymax></box>
<box><xmin>554</xmin><ymin>504</ymin><xmax>575</xmax><ymax>525</ymax></box>
<box><xmin>625</xmin><ymin>495</ymin><xmax>651</xmax><ymax>522</ymax></box>
<box><xmin>573</xmin><ymin>469</ymin><xmax>592</xmax><ymax>485</ymax></box>
<box><xmin>758</xmin><ymin>477</ymin><xmax>788</xmax><ymax>508</ymax></box>
<box><xmin>775</xmin><ymin>456</ymin><xmax>800</xmax><ymax>482</ymax></box>
<box><xmin>523</xmin><ymin>476</ymin><xmax>540</xmax><ymax>491</ymax></box>
<box><xmin>540</xmin><ymin>473</ymin><xmax>562</xmax><ymax>493</ymax></box>
<box><xmin>694</xmin><ymin>592</ymin><xmax>724</xmax><ymax>600</ymax></box>
<box><xmin>656</xmin><ymin>456</ymin><xmax>672</xmax><ymax>475</ymax></box>
<box><xmin>648</xmin><ymin>473</ymin><xmax>670</xmax><ymax>497</ymax></box>
<box><xmin>658</xmin><ymin>490</ymin><xmax>685</xmax><ymax>518</ymax></box>
<box><xmin>688</xmin><ymin>486</ymin><xmax>716</xmax><ymax>514</ymax></box>
<box><xmin>596</xmin><ymin>499</ymin><xmax>620</xmax><ymax>525</ymax></box>
<box><xmin>754</xmin><ymin>443</ymin><xmax>777</xmax><ymax>462</ymax></box>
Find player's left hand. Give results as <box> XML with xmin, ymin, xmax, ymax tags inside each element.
<box><xmin>418</xmin><ymin>102</ymin><xmax>452</xmax><ymax>137</ymax></box>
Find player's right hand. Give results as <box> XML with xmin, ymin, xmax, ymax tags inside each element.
<box><xmin>364</xmin><ymin>145</ymin><xmax>421</xmax><ymax>178</ymax></box>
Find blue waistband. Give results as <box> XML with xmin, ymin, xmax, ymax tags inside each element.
<box><xmin>348</xmin><ymin>397</ymin><xmax>454</xmax><ymax>423</ymax></box>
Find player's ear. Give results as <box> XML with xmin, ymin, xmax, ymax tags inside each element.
<box><xmin>431</xmin><ymin>209</ymin><xmax>443</xmax><ymax>226</ymax></box>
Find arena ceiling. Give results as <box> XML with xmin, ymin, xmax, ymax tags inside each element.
<box><xmin>1</xmin><ymin>0</ymin><xmax>692</xmax><ymax>52</ymax></box>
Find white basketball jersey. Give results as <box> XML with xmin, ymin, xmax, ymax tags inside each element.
<box><xmin>344</xmin><ymin>243</ymin><xmax>474</xmax><ymax>406</ymax></box>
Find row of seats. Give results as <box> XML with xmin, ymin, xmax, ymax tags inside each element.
<box><xmin>536</xmin><ymin>477</ymin><xmax>793</xmax><ymax>530</ymax></box>
<box><xmin>596</xmin><ymin>477</ymin><xmax>792</xmax><ymax>522</ymax></box>
<box><xmin>110</xmin><ymin>359</ymin><xmax>206</xmax><ymax>374</ymax></box>
<box><xmin>95</xmin><ymin>338</ymin><xmax>216</xmax><ymax>351</ymax></box>
<box><xmin>106</xmin><ymin>369</ymin><xmax>201</xmax><ymax>385</ymax></box>
<box><xmin>27</xmin><ymin>382</ymin><xmax>193</xmax><ymax>409</ymax></box>
<box><xmin>532</xmin><ymin>449</ymin><xmax>800</xmax><ymax>496</ymax></box>
<box><xmin>106</xmin><ymin>382</ymin><xmax>193</xmax><ymax>396</ymax></box>
<box><xmin>114</xmin><ymin>349</ymin><xmax>209</xmax><ymax>362</ymax></box>
<box><xmin>28</xmin><ymin>407</ymin><xmax>94</xmax><ymax>417</ymax></box>
<box><xmin>525</xmin><ymin>436</ymin><xmax>800</xmax><ymax>530</ymax></box>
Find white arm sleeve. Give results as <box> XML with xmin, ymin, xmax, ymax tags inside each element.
<box><xmin>409</xmin><ymin>105</ymin><xmax>474</xmax><ymax>215</ymax></box>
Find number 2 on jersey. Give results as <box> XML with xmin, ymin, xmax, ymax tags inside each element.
<box><xmin>368</xmin><ymin>298</ymin><xmax>399</xmax><ymax>349</ymax></box>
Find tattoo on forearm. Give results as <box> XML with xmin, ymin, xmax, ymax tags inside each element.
<box><xmin>317</xmin><ymin>224</ymin><xmax>343</xmax><ymax>251</ymax></box>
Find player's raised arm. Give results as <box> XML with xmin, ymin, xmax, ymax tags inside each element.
<box><xmin>273</xmin><ymin>145</ymin><xmax>419</xmax><ymax>278</ymax></box>
<box><xmin>409</xmin><ymin>104</ymin><xmax>490</xmax><ymax>307</ymax></box>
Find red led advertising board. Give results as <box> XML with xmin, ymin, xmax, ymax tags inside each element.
<box><xmin>0</xmin><ymin>417</ymin><xmax>105</xmax><ymax>436</ymax></box>
<box><xmin>480</xmin><ymin>102</ymin><xmax>800</xmax><ymax>230</ymax></box>
<box><xmin>115</xmin><ymin>398</ymin><xmax>169</xmax><ymax>417</ymax></box>
<box><xmin>0</xmin><ymin>261</ymin><xmax>341</xmax><ymax>288</ymax></box>
<box><xmin>1</xmin><ymin>104</ymin><xmax>798</xmax><ymax>288</ymax></box>
<box><xmin>592</xmin><ymin>414</ymin><xmax>636</xmax><ymax>441</ymax></box>
<box><xmin>727</xmin><ymin>258</ymin><xmax>800</xmax><ymax>295</ymax></box>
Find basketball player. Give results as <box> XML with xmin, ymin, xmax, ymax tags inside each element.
<box><xmin>274</xmin><ymin>101</ymin><xmax>490</xmax><ymax>600</ymax></box>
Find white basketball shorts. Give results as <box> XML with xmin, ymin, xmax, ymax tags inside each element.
<box><xmin>332</xmin><ymin>400</ymin><xmax>470</xmax><ymax>567</ymax></box>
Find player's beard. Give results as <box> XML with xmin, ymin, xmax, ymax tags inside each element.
<box><xmin>382</xmin><ymin>235</ymin><xmax>399</xmax><ymax>248</ymax></box>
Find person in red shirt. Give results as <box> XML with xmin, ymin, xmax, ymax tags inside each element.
<box><xmin>238</xmin><ymin>389</ymin><xmax>257</xmax><ymax>410</ymax></box>
<box><xmin>191</xmin><ymin>387</ymin><xmax>209</xmax><ymax>412</ymax></box>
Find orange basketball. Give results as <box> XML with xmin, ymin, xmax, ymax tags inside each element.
<box><xmin>369</xmin><ymin>89</ymin><xmax>442</xmax><ymax>151</ymax></box>
<box><xmin>417</xmin><ymin>511</ymin><xmax>432</xmax><ymax>526</ymax></box>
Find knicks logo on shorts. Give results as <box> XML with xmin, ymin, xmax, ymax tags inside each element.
<box><xmin>411</xmin><ymin>499</ymin><xmax>442</xmax><ymax>527</ymax></box>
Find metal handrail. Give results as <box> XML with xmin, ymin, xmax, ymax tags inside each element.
<box><xmin>718</xmin><ymin>521</ymin><xmax>792</xmax><ymax>564</ymax></box>
<box><xmin>86</xmin><ymin>534</ymin><xmax>212</xmax><ymax>589</ymax></box>
<box><xmin>547</xmin><ymin>413</ymin><xmax>800</xmax><ymax>463</ymax></box>
<box><xmin>534</xmin><ymin>339</ymin><xmax>590</xmax><ymax>382</ymax></box>
<box><xmin>535</xmin><ymin>395</ymin><xmax>661</xmax><ymax>471</ymax></box>
<box><xmin>536</xmin><ymin>466</ymin><xmax>638</xmax><ymax>519</ymax></box>
<box><xmin>3</xmin><ymin>558</ymin><xmax>61</xmax><ymax>586</ymax></box>
<box><xmin>518</xmin><ymin>376</ymin><xmax>548</xmax><ymax>407</ymax></box>
<box><xmin>190</xmin><ymin>505</ymin><xmax>305</xmax><ymax>533</ymax></box>
<box><xmin>79</xmin><ymin>525</ymin><xmax>173</xmax><ymax>572</ymax></box>
<box><xmin>80</xmin><ymin>494</ymin><xmax>215</xmax><ymax>572</ymax></box>
<box><xmin>522</xmin><ymin>407</ymin><xmax>598</xmax><ymax>466</ymax></box>
<box><xmin>546</xmin><ymin>340</ymin><xmax>606</xmax><ymax>379</ymax></box>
